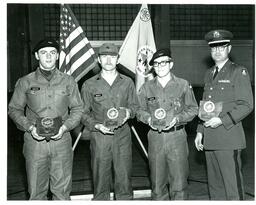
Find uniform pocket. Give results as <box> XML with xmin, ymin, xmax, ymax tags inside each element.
<box><xmin>147</xmin><ymin>97</ymin><xmax>160</xmax><ymax>113</ymax></box>
<box><xmin>93</xmin><ymin>94</ymin><xmax>105</xmax><ymax>103</ymax></box>
<box><xmin>26</xmin><ymin>89</ymin><xmax>45</xmax><ymax>111</ymax></box>
<box><xmin>217</xmin><ymin>83</ymin><xmax>235</xmax><ymax>101</ymax></box>
<box><xmin>55</xmin><ymin>89</ymin><xmax>69</xmax><ymax>108</ymax></box>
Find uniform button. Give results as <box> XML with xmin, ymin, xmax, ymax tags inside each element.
<box><xmin>221</xmin><ymin>87</ymin><xmax>224</xmax><ymax>90</ymax></box>
<box><xmin>208</xmin><ymin>95</ymin><xmax>212</xmax><ymax>99</ymax></box>
<box><xmin>210</xmin><ymin>87</ymin><xmax>213</xmax><ymax>90</ymax></box>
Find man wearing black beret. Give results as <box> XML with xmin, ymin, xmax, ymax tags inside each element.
<box><xmin>195</xmin><ymin>30</ymin><xmax>253</xmax><ymax>200</ymax></box>
<box><xmin>8</xmin><ymin>38</ymin><xmax>84</xmax><ymax>200</ymax></box>
<box><xmin>137</xmin><ymin>48</ymin><xmax>198</xmax><ymax>200</ymax></box>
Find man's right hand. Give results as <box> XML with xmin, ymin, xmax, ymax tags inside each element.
<box><xmin>30</xmin><ymin>126</ymin><xmax>45</xmax><ymax>141</ymax></box>
<box><xmin>194</xmin><ymin>132</ymin><xmax>204</xmax><ymax>151</ymax></box>
<box><xmin>147</xmin><ymin>117</ymin><xmax>158</xmax><ymax>131</ymax></box>
<box><xmin>95</xmin><ymin>124</ymin><xmax>114</xmax><ymax>135</ymax></box>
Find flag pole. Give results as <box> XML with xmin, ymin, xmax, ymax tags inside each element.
<box><xmin>72</xmin><ymin>125</ymin><xmax>148</xmax><ymax>159</ymax></box>
<box><xmin>72</xmin><ymin>131</ymin><xmax>82</xmax><ymax>151</ymax></box>
<box><xmin>131</xmin><ymin>125</ymin><xmax>148</xmax><ymax>158</ymax></box>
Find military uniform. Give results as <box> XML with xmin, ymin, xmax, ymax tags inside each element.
<box><xmin>81</xmin><ymin>73</ymin><xmax>138</xmax><ymax>200</ymax></box>
<box><xmin>137</xmin><ymin>75</ymin><xmax>198</xmax><ymax>200</ymax></box>
<box><xmin>197</xmin><ymin>30</ymin><xmax>254</xmax><ymax>200</ymax></box>
<box><xmin>8</xmin><ymin>67</ymin><xmax>83</xmax><ymax>199</ymax></box>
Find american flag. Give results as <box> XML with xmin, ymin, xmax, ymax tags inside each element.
<box><xmin>59</xmin><ymin>4</ymin><xmax>97</xmax><ymax>82</ymax></box>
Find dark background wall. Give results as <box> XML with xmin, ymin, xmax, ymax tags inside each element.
<box><xmin>7</xmin><ymin>4</ymin><xmax>255</xmax><ymax>140</ymax></box>
<box><xmin>7</xmin><ymin>4</ymin><xmax>255</xmax><ymax>91</ymax></box>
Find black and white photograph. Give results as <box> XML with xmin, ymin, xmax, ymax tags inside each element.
<box><xmin>3</xmin><ymin>0</ymin><xmax>255</xmax><ymax>201</ymax></box>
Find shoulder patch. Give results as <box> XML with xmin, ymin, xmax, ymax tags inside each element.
<box><xmin>242</xmin><ymin>69</ymin><xmax>247</xmax><ymax>76</ymax></box>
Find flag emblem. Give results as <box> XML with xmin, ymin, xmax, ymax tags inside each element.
<box><xmin>140</xmin><ymin>8</ymin><xmax>150</xmax><ymax>22</ymax></box>
<box><xmin>137</xmin><ymin>46</ymin><xmax>154</xmax><ymax>77</ymax></box>
<box><xmin>118</xmin><ymin>4</ymin><xmax>156</xmax><ymax>92</ymax></box>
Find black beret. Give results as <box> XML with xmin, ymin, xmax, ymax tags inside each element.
<box><xmin>149</xmin><ymin>48</ymin><xmax>172</xmax><ymax>66</ymax></box>
<box><xmin>33</xmin><ymin>38</ymin><xmax>59</xmax><ymax>54</ymax></box>
<box><xmin>205</xmin><ymin>29</ymin><xmax>233</xmax><ymax>46</ymax></box>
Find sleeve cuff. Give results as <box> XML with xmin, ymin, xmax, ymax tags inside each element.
<box><xmin>196</xmin><ymin>123</ymin><xmax>204</xmax><ymax>134</ymax></box>
<box><xmin>220</xmin><ymin>112</ymin><xmax>235</xmax><ymax>130</ymax></box>
<box><xmin>63</xmin><ymin>122</ymin><xmax>72</xmax><ymax>131</ymax></box>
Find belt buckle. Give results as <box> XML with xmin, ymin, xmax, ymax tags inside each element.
<box><xmin>174</xmin><ymin>126</ymin><xmax>177</xmax><ymax>131</ymax></box>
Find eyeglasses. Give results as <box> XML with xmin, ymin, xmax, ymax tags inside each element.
<box><xmin>153</xmin><ymin>60</ymin><xmax>171</xmax><ymax>67</ymax></box>
<box><xmin>210</xmin><ymin>44</ymin><xmax>229</xmax><ymax>52</ymax></box>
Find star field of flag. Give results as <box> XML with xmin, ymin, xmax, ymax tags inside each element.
<box><xmin>59</xmin><ymin>4</ymin><xmax>96</xmax><ymax>82</ymax></box>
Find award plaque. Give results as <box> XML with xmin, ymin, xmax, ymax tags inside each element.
<box><xmin>198</xmin><ymin>101</ymin><xmax>223</xmax><ymax>121</ymax></box>
<box><xmin>104</xmin><ymin>107</ymin><xmax>126</xmax><ymax>131</ymax></box>
<box><xmin>151</xmin><ymin>108</ymin><xmax>175</xmax><ymax>132</ymax></box>
<box><xmin>36</xmin><ymin>117</ymin><xmax>62</xmax><ymax>141</ymax></box>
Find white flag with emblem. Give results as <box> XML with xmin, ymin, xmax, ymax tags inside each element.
<box><xmin>118</xmin><ymin>4</ymin><xmax>156</xmax><ymax>92</ymax></box>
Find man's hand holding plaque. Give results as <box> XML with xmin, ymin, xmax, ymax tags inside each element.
<box><xmin>104</xmin><ymin>107</ymin><xmax>127</xmax><ymax>131</ymax></box>
<box><xmin>36</xmin><ymin>117</ymin><xmax>62</xmax><ymax>141</ymax></box>
<box><xmin>198</xmin><ymin>101</ymin><xmax>223</xmax><ymax>121</ymax></box>
<box><xmin>151</xmin><ymin>107</ymin><xmax>175</xmax><ymax>132</ymax></box>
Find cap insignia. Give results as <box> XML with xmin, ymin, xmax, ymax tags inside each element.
<box><xmin>213</xmin><ymin>31</ymin><xmax>220</xmax><ymax>38</ymax></box>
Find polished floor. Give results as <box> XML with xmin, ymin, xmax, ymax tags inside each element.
<box><xmin>7</xmin><ymin>115</ymin><xmax>254</xmax><ymax>200</ymax></box>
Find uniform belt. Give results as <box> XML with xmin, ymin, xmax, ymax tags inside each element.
<box><xmin>168</xmin><ymin>125</ymin><xmax>184</xmax><ymax>132</ymax></box>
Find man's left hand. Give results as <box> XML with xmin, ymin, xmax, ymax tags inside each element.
<box><xmin>120</xmin><ymin>107</ymin><xmax>131</xmax><ymax>125</ymax></box>
<box><xmin>163</xmin><ymin>117</ymin><xmax>178</xmax><ymax>131</ymax></box>
<box><xmin>51</xmin><ymin>125</ymin><xmax>68</xmax><ymax>140</ymax></box>
<box><xmin>204</xmin><ymin>117</ymin><xmax>222</xmax><ymax>128</ymax></box>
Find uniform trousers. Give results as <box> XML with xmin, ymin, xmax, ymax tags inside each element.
<box><xmin>205</xmin><ymin>150</ymin><xmax>244</xmax><ymax>200</ymax></box>
<box><xmin>148</xmin><ymin>128</ymin><xmax>189</xmax><ymax>200</ymax></box>
<box><xmin>23</xmin><ymin>132</ymin><xmax>73</xmax><ymax>200</ymax></box>
<box><xmin>90</xmin><ymin>124</ymin><xmax>133</xmax><ymax>200</ymax></box>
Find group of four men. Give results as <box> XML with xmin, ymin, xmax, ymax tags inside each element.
<box><xmin>8</xmin><ymin>29</ymin><xmax>253</xmax><ymax>200</ymax></box>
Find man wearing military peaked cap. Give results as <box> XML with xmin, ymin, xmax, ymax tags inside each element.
<box><xmin>149</xmin><ymin>48</ymin><xmax>172</xmax><ymax>66</ymax></box>
<box><xmin>195</xmin><ymin>29</ymin><xmax>253</xmax><ymax>200</ymax></box>
<box><xmin>204</xmin><ymin>29</ymin><xmax>233</xmax><ymax>46</ymax></box>
<box><xmin>32</xmin><ymin>38</ymin><xmax>59</xmax><ymax>54</ymax></box>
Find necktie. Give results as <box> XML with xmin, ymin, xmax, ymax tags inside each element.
<box><xmin>213</xmin><ymin>66</ymin><xmax>219</xmax><ymax>79</ymax></box>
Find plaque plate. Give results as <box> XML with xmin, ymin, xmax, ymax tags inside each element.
<box><xmin>104</xmin><ymin>107</ymin><xmax>126</xmax><ymax>131</ymax></box>
<box><xmin>198</xmin><ymin>101</ymin><xmax>223</xmax><ymax>121</ymax></box>
<box><xmin>36</xmin><ymin>117</ymin><xmax>62</xmax><ymax>141</ymax></box>
<box><xmin>151</xmin><ymin>108</ymin><xmax>174</xmax><ymax>132</ymax></box>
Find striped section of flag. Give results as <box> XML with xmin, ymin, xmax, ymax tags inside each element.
<box><xmin>59</xmin><ymin>4</ymin><xmax>97</xmax><ymax>82</ymax></box>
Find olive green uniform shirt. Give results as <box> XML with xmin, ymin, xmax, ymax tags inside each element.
<box><xmin>81</xmin><ymin>72</ymin><xmax>139</xmax><ymax>131</ymax></box>
<box><xmin>8</xmin><ymin>68</ymin><xmax>84</xmax><ymax>132</ymax></box>
<box><xmin>137</xmin><ymin>74</ymin><xmax>198</xmax><ymax>127</ymax></box>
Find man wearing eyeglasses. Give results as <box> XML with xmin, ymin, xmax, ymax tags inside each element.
<box><xmin>137</xmin><ymin>48</ymin><xmax>198</xmax><ymax>200</ymax></box>
<box><xmin>194</xmin><ymin>30</ymin><xmax>253</xmax><ymax>200</ymax></box>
